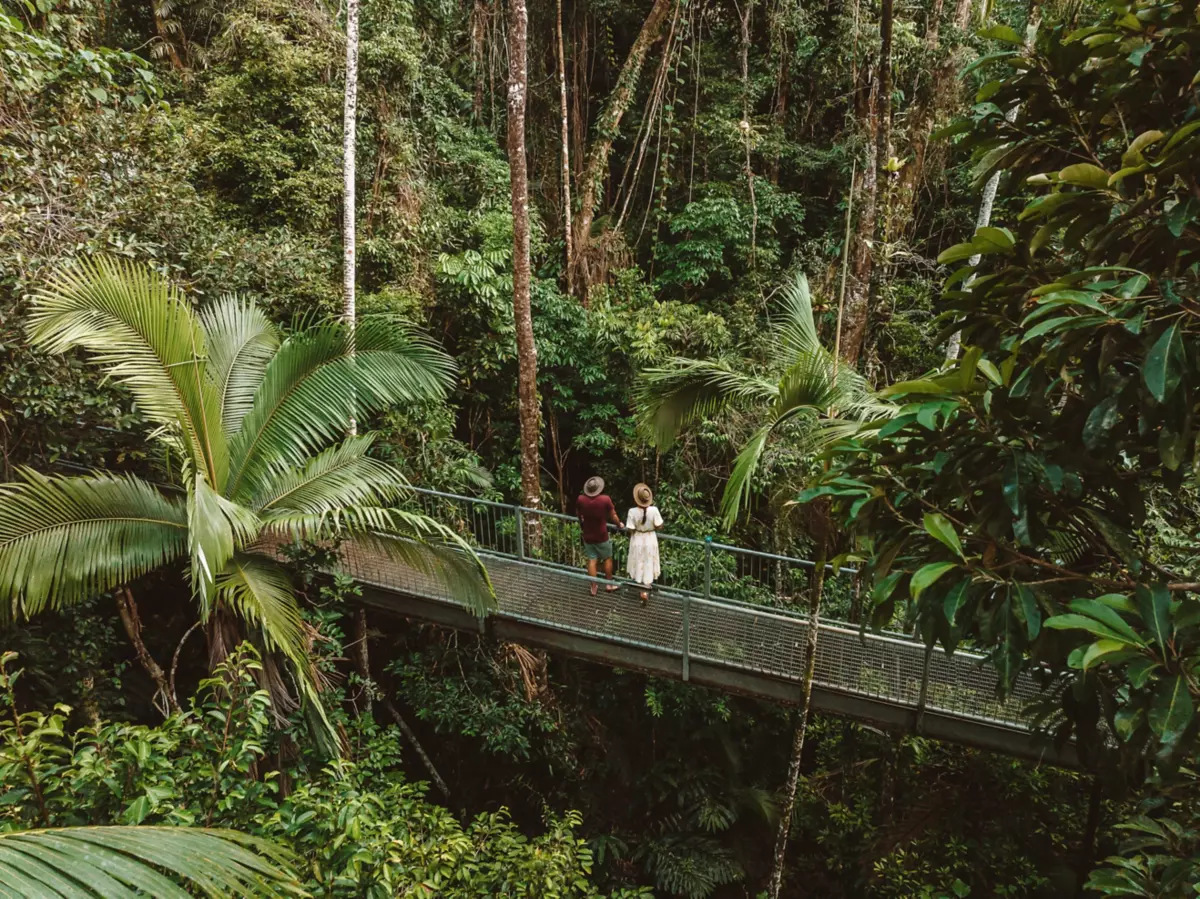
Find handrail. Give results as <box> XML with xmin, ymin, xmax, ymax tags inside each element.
<box><xmin>404</xmin><ymin>484</ymin><xmax>857</xmax><ymax>575</ymax></box>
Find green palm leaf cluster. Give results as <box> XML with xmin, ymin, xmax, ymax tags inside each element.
<box><xmin>0</xmin><ymin>825</ymin><xmax>304</xmax><ymax>897</ymax></box>
<box><xmin>1</xmin><ymin>258</ymin><xmax>493</xmax><ymax>712</ymax></box>
<box><xmin>636</xmin><ymin>273</ymin><xmax>894</xmax><ymax>525</ymax></box>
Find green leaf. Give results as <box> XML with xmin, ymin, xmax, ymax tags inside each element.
<box><xmin>878</xmin><ymin>413</ymin><xmax>918</xmax><ymax>438</ymax></box>
<box><xmin>943</xmin><ymin>579</ymin><xmax>970</xmax><ymax>625</ymax></box>
<box><xmin>974</xmin><ymin>226</ymin><xmax>1015</xmax><ymax>252</ymax></box>
<box><xmin>1058</xmin><ymin>163</ymin><xmax>1111</xmax><ymax>190</ymax></box>
<box><xmin>979</xmin><ymin>23</ymin><xmax>1021</xmax><ymax>43</ymax></box>
<box><xmin>1122</xmin><ymin>129</ymin><xmax>1165</xmax><ymax>166</ymax></box>
<box><xmin>1135</xmin><ymin>584</ymin><xmax>1172</xmax><ymax>655</ymax></box>
<box><xmin>1014</xmin><ymin>583</ymin><xmax>1041</xmax><ymax>639</ymax></box>
<box><xmin>1081</xmin><ymin>639</ymin><xmax>1137</xmax><ymax>670</ymax></box>
<box><xmin>977</xmin><ymin>359</ymin><xmax>1003</xmax><ymax>385</ymax></box>
<box><xmin>1044</xmin><ymin>614</ymin><xmax>1140</xmax><ymax>645</ymax></box>
<box><xmin>1001</xmin><ymin>457</ymin><xmax>1022</xmax><ymax>516</ymax></box>
<box><xmin>1082</xmin><ymin>396</ymin><xmax>1120</xmax><ymax>451</ymax></box>
<box><xmin>1142</xmin><ymin>324</ymin><xmax>1185</xmax><ymax>402</ymax></box>
<box><xmin>1083</xmin><ymin>508</ymin><xmax>1139</xmax><ymax>564</ymax></box>
<box><xmin>1069</xmin><ymin>598</ymin><xmax>1147</xmax><ymax>645</ymax></box>
<box><xmin>910</xmin><ymin>562</ymin><xmax>958</xmax><ymax>600</ymax></box>
<box><xmin>1148</xmin><ymin>675</ymin><xmax>1194</xmax><ymax>744</ymax></box>
<box><xmin>923</xmin><ymin>512</ymin><xmax>965</xmax><ymax>560</ymax></box>
<box><xmin>937</xmin><ymin>242</ymin><xmax>980</xmax><ymax>265</ymax></box>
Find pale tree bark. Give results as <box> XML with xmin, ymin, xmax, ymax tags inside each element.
<box><xmin>556</xmin><ymin>0</ymin><xmax>575</xmax><ymax>296</ymax></box>
<box><xmin>572</xmin><ymin>0</ymin><xmax>674</xmax><ymax>300</ymax></box>
<box><xmin>766</xmin><ymin>536</ymin><xmax>828</xmax><ymax>899</ymax></box>
<box><xmin>343</xmin><ymin>0</ymin><xmax>360</xmax><ymax>431</ymax></box>
<box><xmin>946</xmin><ymin>0</ymin><xmax>1040</xmax><ymax>360</ymax></box>
<box><xmin>385</xmin><ymin>698</ymin><xmax>452</xmax><ymax>799</ymax></box>
<box><xmin>739</xmin><ymin>0</ymin><xmax>757</xmax><ymax>267</ymax></box>
<box><xmin>115</xmin><ymin>586</ymin><xmax>177</xmax><ymax>716</ymax></box>
<box><xmin>507</xmin><ymin>0</ymin><xmax>542</xmax><ymax>542</ymax></box>
<box><xmin>839</xmin><ymin>62</ymin><xmax>878</xmax><ymax>367</ymax></box>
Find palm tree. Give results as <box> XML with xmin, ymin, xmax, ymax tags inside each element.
<box><xmin>637</xmin><ymin>272</ymin><xmax>892</xmax><ymax>527</ymax></box>
<box><xmin>0</xmin><ymin>257</ymin><xmax>492</xmax><ymax>721</ymax></box>
<box><xmin>0</xmin><ymin>825</ymin><xmax>303</xmax><ymax>897</ymax></box>
<box><xmin>636</xmin><ymin>271</ymin><xmax>893</xmax><ymax>899</ymax></box>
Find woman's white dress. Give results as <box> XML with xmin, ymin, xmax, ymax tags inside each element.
<box><xmin>626</xmin><ymin>505</ymin><xmax>663</xmax><ymax>586</ymax></box>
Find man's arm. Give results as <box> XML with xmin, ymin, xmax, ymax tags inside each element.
<box><xmin>608</xmin><ymin>498</ymin><xmax>622</xmax><ymax>527</ymax></box>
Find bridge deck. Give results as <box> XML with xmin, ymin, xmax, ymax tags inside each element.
<box><xmin>336</xmin><ymin>497</ymin><xmax>1074</xmax><ymax>766</ymax></box>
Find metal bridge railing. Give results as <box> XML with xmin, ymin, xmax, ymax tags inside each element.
<box><xmin>390</xmin><ymin>486</ymin><xmax>1042</xmax><ymax>731</ymax></box>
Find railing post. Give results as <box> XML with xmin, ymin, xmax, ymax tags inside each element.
<box><xmin>515</xmin><ymin>505</ymin><xmax>525</xmax><ymax>561</ymax></box>
<box><xmin>681</xmin><ymin>595</ymin><xmax>690</xmax><ymax>682</ymax></box>
<box><xmin>914</xmin><ymin>643</ymin><xmax>934</xmax><ymax>735</ymax></box>
<box><xmin>703</xmin><ymin>537</ymin><xmax>712</xmax><ymax>601</ymax></box>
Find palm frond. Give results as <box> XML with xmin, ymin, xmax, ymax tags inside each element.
<box><xmin>27</xmin><ymin>257</ymin><xmax>228</xmax><ymax>487</ymax></box>
<box><xmin>199</xmin><ymin>294</ymin><xmax>279</xmax><ymax>437</ymax></box>
<box><xmin>189</xmin><ymin>473</ymin><xmax>261</xmax><ymax>612</ymax></box>
<box><xmin>297</xmin><ymin>508</ymin><xmax>494</xmax><ymax>618</ymax></box>
<box><xmin>637</xmin><ymin>359</ymin><xmax>777</xmax><ymax>450</ymax></box>
<box><xmin>720</xmin><ymin>424</ymin><xmax>774</xmax><ymax>526</ymax></box>
<box><xmin>242</xmin><ymin>433</ymin><xmax>408</xmax><ymax>513</ymax></box>
<box><xmin>226</xmin><ymin>317</ymin><xmax>455</xmax><ymax>500</ymax></box>
<box><xmin>215</xmin><ymin>555</ymin><xmax>305</xmax><ymax>662</ymax></box>
<box><xmin>0</xmin><ymin>470</ymin><xmax>187</xmax><ymax>620</ymax></box>
<box><xmin>772</xmin><ymin>272</ymin><xmax>822</xmax><ymax>358</ymax></box>
<box><xmin>0</xmin><ymin>826</ymin><xmax>302</xmax><ymax>898</ymax></box>
<box><xmin>774</xmin><ymin>352</ymin><xmax>840</xmax><ymax>415</ymax></box>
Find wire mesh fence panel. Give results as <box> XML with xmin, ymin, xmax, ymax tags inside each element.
<box><xmin>347</xmin><ymin>487</ymin><xmax>1052</xmax><ymax>734</ymax></box>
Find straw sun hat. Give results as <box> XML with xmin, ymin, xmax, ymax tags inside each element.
<box><xmin>633</xmin><ymin>483</ymin><xmax>653</xmax><ymax>508</ymax></box>
<box><xmin>583</xmin><ymin>476</ymin><xmax>604</xmax><ymax>497</ymax></box>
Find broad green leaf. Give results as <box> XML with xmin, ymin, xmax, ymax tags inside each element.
<box><xmin>977</xmin><ymin>359</ymin><xmax>1003</xmax><ymax>385</ymax></box>
<box><xmin>923</xmin><ymin>512</ymin><xmax>965</xmax><ymax>559</ymax></box>
<box><xmin>1001</xmin><ymin>457</ymin><xmax>1022</xmax><ymax>516</ymax></box>
<box><xmin>1148</xmin><ymin>675</ymin><xmax>1194</xmax><ymax>744</ymax></box>
<box><xmin>974</xmin><ymin>226</ymin><xmax>1015</xmax><ymax>252</ymax></box>
<box><xmin>943</xmin><ymin>579</ymin><xmax>970</xmax><ymax>625</ymax></box>
<box><xmin>1122</xmin><ymin>129</ymin><xmax>1165</xmax><ymax>166</ymax></box>
<box><xmin>979</xmin><ymin>23</ymin><xmax>1021</xmax><ymax>43</ymax></box>
<box><xmin>910</xmin><ymin>562</ymin><xmax>958</xmax><ymax>600</ymax></box>
<box><xmin>1014</xmin><ymin>583</ymin><xmax>1041</xmax><ymax>639</ymax></box>
<box><xmin>1142</xmin><ymin>324</ymin><xmax>1185</xmax><ymax>402</ymax></box>
<box><xmin>1044</xmin><ymin>613</ymin><xmax>1139</xmax><ymax>645</ymax></box>
<box><xmin>1069</xmin><ymin>598</ymin><xmax>1147</xmax><ymax>645</ymax></box>
<box><xmin>1135</xmin><ymin>584</ymin><xmax>1172</xmax><ymax>655</ymax></box>
<box><xmin>1081</xmin><ymin>639</ymin><xmax>1137</xmax><ymax>670</ymax></box>
<box><xmin>1058</xmin><ymin>163</ymin><xmax>1110</xmax><ymax>190</ymax></box>
<box><xmin>1082</xmin><ymin>396</ymin><xmax>1120</xmax><ymax>451</ymax></box>
<box><xmin>937</xmin><ymin>242</ymin><xmax>980</xmax><ymax>265</ymax></box>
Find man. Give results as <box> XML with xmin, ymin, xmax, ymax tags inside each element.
<box><xmin>576</xmin><ymin>476</ymin><xmax>622</xmax><ymax>595</ymax></box>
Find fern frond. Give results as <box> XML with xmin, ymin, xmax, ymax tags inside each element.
<box><xmin>0</xmin><ymin>470</ymin><xmax>187</xmax><ymax>620</ymax></box>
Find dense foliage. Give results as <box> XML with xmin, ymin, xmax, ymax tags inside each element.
<box><xmin>5</xmin><ymin>0</ymin><xmax>1198</xmax><ymax>894</ymax></box>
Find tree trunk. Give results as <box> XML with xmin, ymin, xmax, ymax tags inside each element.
<box><xmin>385</xmin><ymin>698</ymin><xmax>452</xmax><ymax>800</ymax></box>
<box><xmin>343</xmin><ymin>0</ymin><xmax>360</xmax><ymax>430</ymax></box>
<box><xmin>507</xmin><ymin>0</ymin><xmax>542</xmax><ymax>544</ymax></box>
<box><xmin>352</xmin><ymin>607</ymin><xmax>373</xmax><ymax>717</ymax></box>
<box><xmin>472</xmin><ymin>0</ymin><xmax>487</xmax><ymax>122</ymax></box>
<box><xmin>556</xmin><ymin>0</ymin><xmax>575</xmax><ymax>296</ymax></box>
<box><xmin>947</xmin><ymin>0</ymin><xmax>1040</xmax><ymax>360</ymax></box>
<box><xmin>766</xmin><ymin>544</ymin><xmax>827</xmax><ymax>899</ymax></box>
<box><xmin>572</xmin><ymin>0</ymin><xmax>674</xmax><ymax>299</ymax></box>
<box><xmin>115</xmin><ymin>586</ymin><xmax>177</xmax><ymax>715</ymax></box>
<box><xmin>839</xmin><ymin>62</ymin><xmax>878</xmax><ymax>368</ymax></box>
<box><xmin>875</xmin><ymin>0</ymin><xmax>894</xmax><ymax>218</ymax></box>
<box><xmin>740</xmin><ymin>0</ymin><xmax>757</xmax><ymax>268</ymax></box>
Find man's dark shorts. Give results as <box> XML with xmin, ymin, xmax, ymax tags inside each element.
<box><xmin>584</xmin><ymin>540</ymin><xmax>613</xmax><ymax>561</ymax></box>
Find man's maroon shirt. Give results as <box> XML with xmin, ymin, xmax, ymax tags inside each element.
<box><xmin>576</xmin><ymin>494</ymin><xmax>615</xmax><ymax>544</ymax></box>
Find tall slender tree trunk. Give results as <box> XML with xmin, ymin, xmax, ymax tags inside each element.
<box><xmin>572</xmin><ymin>0</ymin><xmax>673</xmax><ymax>300</ymax></box>
<box><xmin>115</xmin><ymin>586</ymin><xmax>177</xmax><ymax>715</ymax></box>
<box><xmin>507</xmin><ymin>0</ymin><xmax>542</xmax><ymax>542</ymax></box>
<box><xmin>839</xmin><ymin>61</ymin><xmax>878</xmax><ymax>367</ymax></box>
<box><xmin>343</xmin><ymin>0</ymin><xmax>360</xmax><ymax>431</ymax></box>
<box><xmin>946</xmin><ymin>0</ymin><xmax>1040</xmax><ymax>360</ymax></box>
<box><xmin>740</xmin><ymin>0</ymin><xmax>757</xmax><ymax>267</ymax></box>
<box><xmin>766</xmin><ymin>538</ymin><xmax>828</xmax><ymax>899</ymax></box>
<box><xmin>556</xmin><ymin>0</ymin><xmax>575</xmax><ymax>296</ymax></box>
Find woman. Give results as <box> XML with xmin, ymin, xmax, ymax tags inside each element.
<box><xmin>626</xmin><ymin>483</ymin><xmax>664</xmax><ymax>605</ymax></box>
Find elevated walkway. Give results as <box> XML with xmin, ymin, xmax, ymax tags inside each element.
<box><xmin>342</xmin><ymin>488</ymin><xmax>1073</xmax><ymax>766</ymax></box>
